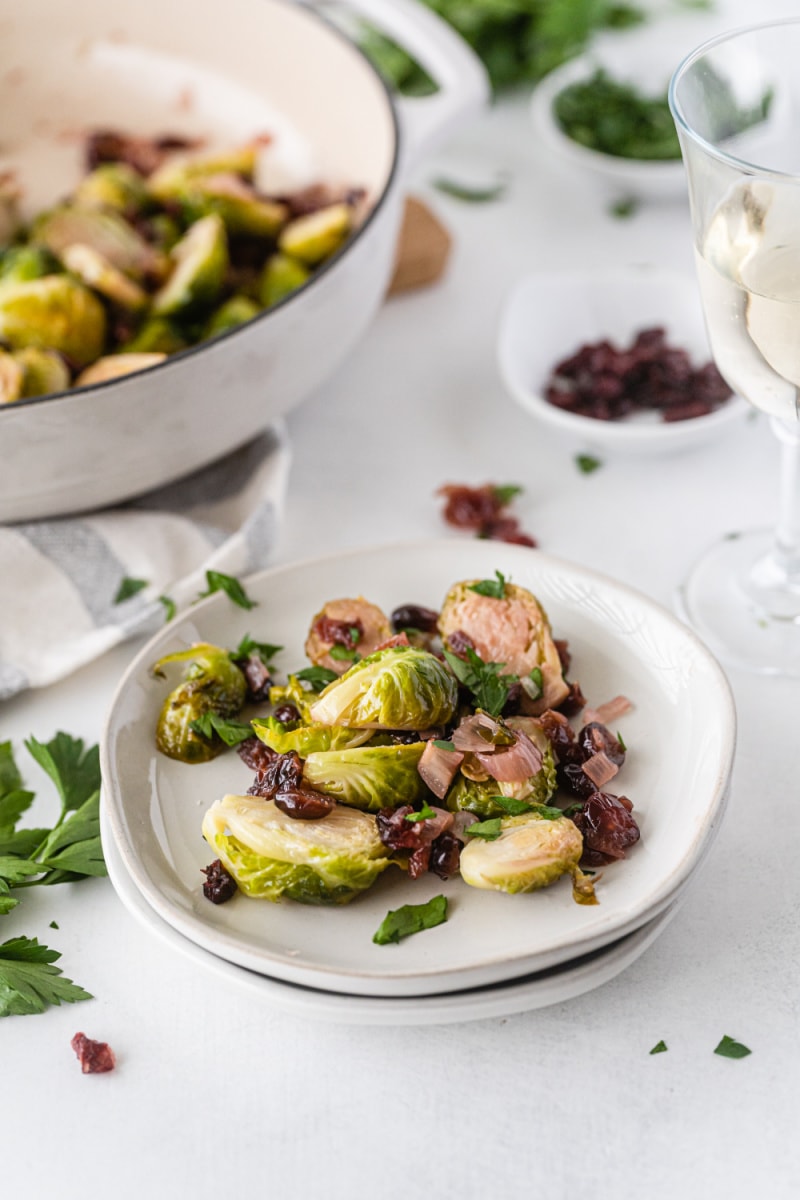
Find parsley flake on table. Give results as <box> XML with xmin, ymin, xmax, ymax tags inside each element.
<box><xmin>189</xmin><ymin>712</ymin><xmax>254</xmax><ymax>747</ymax></box>
<box><xmin>714</xmin><ymin>1035</ymin><xmax>751</xmax><ymax>1059</ymax></box>
<box><xmin>372</xmin><ymin>894</ymin><xmax>448</xmax><ymax>945</ymax></box>
<box><xmin>649</xmin><ymin>1040</ymin><xmax>668</xmax><ymax>1055</ymax></box>
<box><xmin>432</xmin><ymin>174</ymin><xmax>508</xmax><ymax>204</ymax></box>
<box><xmin>576</xmin><ymin>453</ymin><xmax>603</xmax><ymax>474</ymax></box>
<box><xmin>0</xmin><ymin>937</ymin><xmax>93</xmax><ymax>1018</ymax></box>
<box><xmin>113</xmin><ymin>576</ymin><xmax>148</xmax><ymax>604</ymax></box>
<box><xmin>198</xmin><ymin>570</ymin><xmax>257</xmax><ymax>610</ymax></box>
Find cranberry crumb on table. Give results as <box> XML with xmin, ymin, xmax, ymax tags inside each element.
<box><xmin>71</xmin><ymin>1032</ymin><xmax>116</xmax><ymax>1073</ymax></box>
<box><xmin>545</xmin><ymin>327</ymin><xmax>732</xmax><ymax>422</ymax></box>
<box><xmin>438</xmin><ymin>483</ymin><xmax>537</xmax><ymax>545</ymax></box>
<box><xmin>151</xmin><ymin>572</ymin><xmax>641</xmax><ymax>931</ymax></box>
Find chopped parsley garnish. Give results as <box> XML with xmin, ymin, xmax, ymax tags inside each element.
<box><xmin>610</xmin><ymin>197</ymin><xmax>638</xmax><ymax>219</ymax></box>
<box><xmin>443</xmin><ymin>647</ymin><xmax>515</xmax><ymax>718</ymax></box>
<box><xmin>649</xmin><ymin>1040</ymin><xmax>668</xmax><ymax>1055</ymax></box>
<box><xmin>714</xmin><ymin>1035</ymin><xmax>751</xmax><ymax>1059</ymax></box>
<box><xmin>468</xmin><ymin>570</ymin><xmax>508</xmax><ymax>599</ymax></box>
<box><xmin>372</xmin><ymin>895</ymin><xmax>448</xmax><ymax>945</ymax></box>
<box><xmin>432</xmin><ymin>175</ymin><xmax>508</xmax><ymax>203</ymax></box>
<box><xmin>294</xmin><ymin>666</ymin><xmax>338</xmax><ymax>693</ymax></box>
<box><xmin>329</xmin><ymin>645</ymin><xmax>359</xmax><ymax>663</ymax></box>
<box><xmin>49</xmin><ymin>921</ymin><xmax>59</xmax><ymax>930</ymax></box>
<box><xmin>159</xmin><ymin>594</ymin><xmax>177</xmax><ymax>622</ymax></box>
<box><xmin>616</xmin><ymin>731</ymin><xmax>627</xmax><ymax>752</ymax></box>
<box><xmin>576</xmin><ymin>453</ymin><xmax>603</xmax><ymax>475</ymax></box>
<box><xmin>405</xmin><ymin>800</ymin><xmax>437</xmax><ymax>823</ymax></box>
<box><xmin>113</xmin><ymin>576</ymin><xmax>148</xmax><ymax>604</ymax></box>
<box><xmin>493</xmin><ymin>484</ymin><xmax>523</xmax><ymax>506</ymax></box>
<box><xmin>465</xmin><ymin>818</ymin><xmax>503</xmax><ymax>841</ymax></box>
<box><xmin>492</xmin><ymin>797</ymin><xmax>564</xmax><ymax>820</ymax></box>
<box><xmin>230</xmin><ymin>635</ymin><xmax>282</xmax><ymax>663</ymax></box>
<box><xmin>189</xmin><ymin>713</ymin><xmax>254</xmax><ymax>747</ymax></box>
<box><xmin>198</xmin><ymin>570</ymin><xmax>257</xmax><ymax>610</ymax></box>
<box><xmin>433</xmin><ymin>739</ymin><xmax>456</xmax><ymax>751</ymax></box>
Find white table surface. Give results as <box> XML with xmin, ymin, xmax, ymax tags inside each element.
<box><xmin>4</xmin><ymin>2</ymin><xmax>800</xmax><ymax>1197</ymax></box>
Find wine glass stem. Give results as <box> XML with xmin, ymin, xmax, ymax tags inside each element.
<box><xmin>772</xmin><ymin>415</ymin><xmax>800</xmax><ymax>589</ymax></box>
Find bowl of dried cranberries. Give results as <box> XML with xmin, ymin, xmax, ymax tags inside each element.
<box><xmin>497</xmin><ymin>266</ymin><xmax>748</xmax><ymax>455</ymax></box>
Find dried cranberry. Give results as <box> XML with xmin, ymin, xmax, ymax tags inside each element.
<box><xmin>376</xmin><ymin>804</ymin><xmax>422</xmax><ymax>851</ymax></box>
<box><xmin>481</xmin><ymin>515</ymin><xmax>537</xmax><ymax>547</ymax></box>
<box><xmin>571</xmin><ymin>791</ymin><xmax>640</xmax><ymax>864</ymax></box>
<box><xmin>274</xmin><ymin>788</ymin><xmax>335</xmax><ymax>820</ymax></box>
<box><xmin>446</xmin><ymin>629</ymin><xmax>475</xmax><ymax>659</ymax></box>
<box><xmin>556</xmin><ymin>681</ymin><xmax>587</xmax><ymax>717</ymax></box>
<box><xmin>408</xmin><ymin>845</ymin><xmax>431</xmax><ymax>879</ymax></box>
<box><xmin>579</xmin><ymin>722</ymin><xmax>625</xmax><ymax>768</ymax></box>
<box><xmin>438</xmin><ymin>484</ymin><xmax>501</xmax><ymax>530</ymax></box>
<box><xmin>391</xmin><ymin>604</ymin><xmax>439</xmax><ymax>634</ymax></box>
<box><xmin>558</xmin><ymin>760</ymin><xmax>597</xmax><ymax>799</ymax></box>
<box><xmin>201</xmin><ymin>860</ymin><xmax>238</xmax><ymax>904</ymax></box>
<box><xmin>313</xmin><ymin>616</ymin><xmax>363</xmax><ymax>649</ymax></box>
<box><xmin>71</xmin><ymin>1032</ymin><xmax>116</xmax><ymax>1074</ymax></box>
<box><xmin>537</xmin><ymin>709</ymin><xmax>576</xmax><ymax>754</ymax></box>
<box><xmin>237</xmin><ymin>736</ymin><xmax>276</xmax><ymax>772</ymax></box>
<box><xmin>235</xmin><ymin>652</ymin><xmax>272</xmax><ymax>702</ymax></box>
<box><xmin>272</xmin><ymin>703</ymin><xmax>300</xmax><ymax>724</ymax></box>
<box><xmin>429</xmin><ymin>831</ymin><xmax>461</xmax><ymax>879</ymax></box>
<box><xmin>247</xmin><ymin>750</ymin><xmax>303</xmax><ymax>797</ymax></box>
<box><xmin>554</xmin><ymin>639</ymin><xmax>572</xmax><ymax>674</ymax></box>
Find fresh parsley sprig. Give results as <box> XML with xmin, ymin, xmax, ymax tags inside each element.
<box><xmin>442</xmin><ymin>647</ymin><xmax>512</xmax><ymax>718</ymax></box>
<box><xmin>198</xmin><ymin>570</ymin><xmax>257</xmax><ymax>610</ymax></box>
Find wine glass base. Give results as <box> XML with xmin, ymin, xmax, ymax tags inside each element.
<box><xmin>677</xmin><ymin>528</ymin><xmax>800</xmax><ymax>677</ymax></box>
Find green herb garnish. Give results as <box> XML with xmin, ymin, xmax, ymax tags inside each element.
<box><xmin>198</xmin><ymin>570</ymin><xmax>257</xmax><ymax>610</ymax></box>
<box><xmin>443</xmin><ymin>647</ymin><xmax>515</xmax><ymax>718</ymax></box>
<box><xmin>714</xmin><ymin>1035</ymin><xmax>751</xmax><ymax>1059</ymax></box>
<box><xmin>465</xmin><ymin>817</ymin><xmax>503</xmax><ymax>840</ymax></box>
<box><xmin>493</xmin><ymin>484</ymin><xmax>523</xmax><ymax>505</ymax></box>
<box><xmin>372</xmin><ymin>894</ymin><xmax>448</xmax><ymax>945</ymax></box>
<box><xmin>159</xmin><ymin>594</ymin><xmax>177</xmax><ymax>621</ymax></box>
<box><xmin>329</xmin><ymin>645</ymin><xmax>359</xmax><ymax>663</ymax></box>
<box><xmin>189</xmin><ymin>712</ymin><xmax>254</xmax><ymax>747</ymax></box>
<box><xmin>432</xmin><ymin>175</ymin><xmax>508</xmax><ymax>203</ymax></box>
<box><xmin>468</xmin><ymin>570</ymin><xmax>508</xmax><ymax>599</ymax></box>
<box><xmin>113</xmin><ymin>576</ymin><xmax>148</xmax><ymax>604</ymax></box>
<box><xmin>521</xmin><ymin>667</ymin><xmax>543</xmax><ymax>701</ymax></box>
<box><xmin>294</xmin><ymin>666</ymin><xmax>338</xmax><ymax>693</ymax></box>
<box><xmin>610</xmin><ymin>197</ymin><xmax>638</xmax><ymax>219</ymax></box>
<box><xmin>230</xmin><ymin>635</ymin><xmax>282</xmax><ymax>663</ymax></box>
<box><xmin>433</xmin><ymin>739</ymin><xmax>456</xmax><ymax>751</ymax></box>
<box><xmin>405</xmin><ymin>800</ymin><xmax>437</xmax><ymax>823</ymax></box>
<box><xmin>649</xmin><ymin>1040</ymin><xmax>668</xmax><ymax>1055</ymax></box>
<box><xmin>0</xmin><ymin>937</ymin><xmax>93</xmax><ymax>1018</ymax></box>
<box><xmin>576</xmin><ymin>453</ymin><xmax>603</xmax><ymax>475</ymax></box>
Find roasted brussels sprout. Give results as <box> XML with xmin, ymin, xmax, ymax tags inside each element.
<box><xmin>14</xmin><ymin>347</ymin><xmax>70</xmax><ymax>398</ymax></box>
<box><xmin>203</xmin><ymin>293</ymin><xmax>260</xmax><ymax>339</ymax></box>
<box><xmin>278</xmin><ymin>203</ymin><xmax>351</xmax><ymax>266</ymax></box>
<box><xmin>147</xmin><ymin>144</ymin><xmax>260</xmax><ymax>201</ymax></box>
<box><xmin>0</xmin><ymin>245</ymin><xmax>60</xmax><ymax>284</ymax></box>
<box><xmin>201</xmin><ymin>794</ymin><xmax>391</xmax><ymax>904</ymax></box>
<box><xmin>251</xmin><ymin>715</ymin><xmax>371</xmax><ymax>757</ymax></box>
<box><xmin>309</xmin><ymin>646</ymin><xmax>458</xmax><ymax>730</ymax></box>
<box><xmin>34</xmin><ymin>205</ymin><xmax>167</xmax><ymax>281</ymax></box>
<box><xmin>74</xmin><ymin>163</ymin><xmax>150</xmax><ymax>214</ymax></box>
<box><xmin>305</xmin><ymin>597</ymin><xmax>392</xmax><ymax>675</ymax></box>
<box><xmin>0</xmin><ymin>276</ymin><xmax>106</xmax><ymax>367</ymax></box>
<box><xmin>60</xmin><ymin>243</ymin><xmax>149</xmax><ymax>311</ymax></box>
<box><xmin>438</xmin><ymin>578</ymin><xmax>569</xmax><ymax>713</ymax></box>
<box><xmin>302</xmin><ymin>742</ymin><xmax>428</xmax><ymax>812</ymax></box>
<box><xmin>152</xmin><ymin>213</ymin><xmax>228</xmax><ymax>317</ymax></box>
<box><xmin>0</xmin><ymin>350</ymin><xmax>23</xmax><ymax>403</ymax></box>
<box><xmin>180</xmin><ymin>173</ymin><xmax>288</xmax><ymax>238</ymax></box>
<box><xmin>152</xmin><ymin>642</ymin><xmax>247</xmax><ymax>763</ymax></box>
<box><xmin>446</xmin><ymin>735</ymin><xmax>557</xmax><ymax>819</ymax></box>
<box><xmin>459</xmin><ymin>812</ymin><xmax>583</xmax><ymax>894</ymax></box>
<box><xmin>120</xmin><ymin>316</ymin><xmax>187</xmax><ymax>355</ymax></box>
<box><xmin>75</xmin><ymin>353</ymin><xmax>167</xmax><ymax>387</ymax></box>
<box><xmin>259</xmin><ymin>252</ymin><xmax>310</xmax><ymax>307</ymax></box>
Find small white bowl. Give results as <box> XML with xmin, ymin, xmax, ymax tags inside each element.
<box><xmin>497</xmin><ymin>266</ymin><xmax>748</xmax><ymax>456</ymax></box>
<box><xmin>531</xmin><ymin>45</ymin><xmax>688</xmax><ymax>200</ymax></box>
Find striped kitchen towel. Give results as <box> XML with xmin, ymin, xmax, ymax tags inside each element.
<box><xmin>0</xmin><ymin>422</ymin><xmax>291</xmax><ymax>701</ymax></box>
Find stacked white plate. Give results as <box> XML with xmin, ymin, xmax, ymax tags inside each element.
<box><xmin>100</xmin><ymin>540</ymin><xmax>736</xmax><ymax>1025</ymax></box>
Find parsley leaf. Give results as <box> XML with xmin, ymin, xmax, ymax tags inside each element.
<box><xmin>34</xmin><ymin>791</ymin><xmax>106</xmax><ymax>881</ymax></box>
<box><xmin>465</xmin><ymin>817</ymin><xmax>503</xmax><ymax>840</ymax></box>
<box><xmin>329</xmin><ymin>645</ymin><xmax>359</xmax><ymax>663</ymax></box>
<box><xmin>491</xmin><ymin>797</ymin><xmax>564</xmax><ymax>820</ymax></box>
<box><xmin>610</xmin><ymin>197</ymin><xmax>638</xmax><ymax>219</ymax></box>
<box><xmin>230</xmin><ymin>635</ymin><xmax>282</xmax><ymax>663</ymax></box>
<box><xmin>443</xmin><ymin>647</ymin><xmax>515</xmax><ymax>718</ymax></box>
<box><xmin>433</xmin><ymin>739</ymin><xmax>456</xmax><ymax>751</ymax></box>
<box><xmin>0</xmin><ymin>937</ymin><xmax>92</xmax><ymax>1017</ymax></box>
<box><xmin>114</xmin><ymin>576</ymin><xmax>148</xmax><ymax>603</ymax></box>
<box><xmin>0</xmin><ymin>787</ymin><xmax>35</xmax><ymax>832</ymax></box>
<box><xmin>0</xmin><ymin>741</ymin><xmax>23</xmax><ymax>797</ymax></box>
<box><xmin>24</xmin><ymin>734</ymin><xmax>100</xmax><ymax>815</ymax></box>
<box><xmin>576</xmin><ymin>453</ymin><xmax>603</xmax><ymax>475</ymax></box>
<box><xmin>432</xmin><ymin>175</ymin><xmax>508</xmax><ymax>203</ymax></box>
<box><xmin>404</xmin><ymin>800</ymin><xmax>437</xmax><ymax>823</ymax></box>
<box><xmin>714</xmin><ymin>1035</ymin><xmax>751</xmax><ymax>1059</ymax></box>
<box><xmin>294</xmin><ymin>666</ymin><xmax>338</xmax><ymax>693</ymax></box>
<box><xmin>188</xmin><ymin>712</ymin><xmax>254</xmax><ymax>747</ymax></box>
<box><xmin>493</xmin><ymin>484</ymin><xmax>523</xmax><ymax>506</ymax></box>
<box><xmin>198</xmin><ymin>570</ymin><xmax>257</xmax><ymax>610</ymax></box>
<box><xmin>649</xmin><ymin>1040</ymin><xmax>668</xmax><ymax>1055</ymax></box>
<box><xmin>372</xmin><ymin>895</ymin><xmax>448</xmax><ymax>945</ymax></box>
<box><xmin>468</xmin><ymin>570</ymin><xmax>508</xmax><ymax>599</ymax></box>
<box><xmin>159</xmin><ymin>594</ymin><xmax>177</xmax><ymax>621</ymax></box>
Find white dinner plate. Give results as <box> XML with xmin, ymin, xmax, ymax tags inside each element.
<box><xmin>101</xmin><ymin>538</ymin><xmax>735</xmax><ymax>997</ymax></box>
<box><xmin>101</xmin><ymin>804</ymin><xmax>685</xmax><ymax>1026</ymax></box>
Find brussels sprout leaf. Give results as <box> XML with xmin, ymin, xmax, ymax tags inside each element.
<box><xmin>372</xmin><ymin>895</ymin><xmax>448</xmax><ymax>945</ymax></box>
<box><xmin>468</xmin><ymin>570</ymin><xmax>508</xmax><ymax>599</ymax></box>
<box><xmin>198</xmin><ymin>570</ymin><xmax>257</xmax><ymax>610</ymax></box>
<box><xmin>114</xmin><ymin>576</ymin><xmax>148</xmax><ymax>603</ymax></box>
<box><xmin>465</xmin><ymin>818</ymin><xmax>503</xmax><ymax>840</ymax></box>
<box><xmin>189</xmin><ymin>712</ymin><xmax>254</xmax><ymax>747</ymax></box>
<box><xmin>294</xmin><ymin>666</ymin><xmax>338</xmax><ymax>692</ymax></box>
<box><xmin>714</xmin><ymin>1035</ymin><xmax>751</xmax><ymax>1059</ymax></box>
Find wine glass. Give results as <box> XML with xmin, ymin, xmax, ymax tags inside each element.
<box><xmin>670</xmin><ymin>19</ymin><xmax>800</xmax><ymax>675</ymax></box>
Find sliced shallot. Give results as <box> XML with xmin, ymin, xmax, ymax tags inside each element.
<box><xmin>582</xmin><ymin>695</ymin><xmax>633</xmax><ymax>726</ymax></box>
<box><xmin>581</xmin><ymin>750</ymin><xmax>620</xmax><ymax>789</ymax></box>
<box><xmin>417</xmin><ymin>739</ymin><xmax>464</xmax><ymax>799</ymax></box>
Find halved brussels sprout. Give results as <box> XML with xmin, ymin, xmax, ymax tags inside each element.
<box><xmin>268</xmin><ymin>674</ymin><xmax>320</xmax><ymax>725</ymax></box>
<box><xmin>459</xmin><ymin>812</ymin><xmax>583</xmax><ymax>894</ymax></box>
<box><xmin>278</xmin><ymin>203</ymin><xmax>351</xmax><ymax>265</ymax></box>
<box><xmin>259</xmin><ymin>252</ymin><xmax>311</xmax><ymax>307</ymax></box>
<box><xmin>302</xmin><ymin>742</ymin><xmax>428</xmax><ymax>812</ymax></box>
<box><xmin>446</xmin><ymin>737</ymin><xmax>557</xmax><ymax>819</ymax></box>
<box><xmin>14</xmin><ymin>347</ymin><xmax>71</xmax><ymax>398</ymax></box>
<box><xmin>438</xmin><ymin>579</ymin><xmax>569</xmax><ymax>713</ymax></box>
<box><xmin>34</xmin><ymin>205</ymin><xmax>167</xmax><ymax>281</ymax></box>
<box><xmin>61</xmin><ymin>243</ymin><xmax>149</xmax><ymax>311</ymax></box>
<box><xmin>148</xmin><ymin>144</ymin><xmax>260</xmax><ymax>201</ymax></box>
<box><xmin>251</xmin><ymin>716</ymin><xmax>370</xmax><ymax>757</ymax></box>
<box><xmin>305</xmin><ymin>596</ymin><xmax>392</xmax><ymax>676</ymax></box>
<box><xmin>309</xmin><ymin>646</ymin><xmax>458</xmax><ymax>730</ymax></box>
<box><xmin>121</xmin><ymin>316</ymin><xmax>187</xmax><ymax>355</ymax></box>
<box><xmin>0</xmin><ymin>245</ymin><xmax>61</xmax><ymax>285</ymax></box>
<box><xmin>203</xmin><ymin>293</ymin><xmax>260</xmax><ymax>339</ymax></box>
<box><xmin>0</xmin><ymin>350</ymin><xmax>24</xmax><ymax>403</ymax></box>
<box><xmin>75</xmin><ymin>352</ymin><xmax>166</xmax><ymax>387</ymax></box>
<box><xmin>202</xmin><ymin>794</ymin><xmax>391</xmax><ymax>904</ymax></box>
<box><xmin>74</xmin><ymin>163</ymin><xmax>150</xmax><ymax>214</ymax></box>
<box><xmin>152</xmin><ymin>642</ymin><xmax>247</xmax><ymax>763</ymax></box>
<box><xmin>0</xmin><ymin>276</ymin><xmax>107</xmax><ymax>367</ymax></box>
<box><xmin>152</xmin><ymin>213</ymin><xmax>228</xmax><ymax>317</ymax></box>
<box><xmin>148</xmin><ymin>213</ymin><xmax>182</xmax><ymax>253</ymax></box>
<box><xmin>181</xmin><ymin>173</ymin><xmax>288</xmax><ymax>238</ymax></box>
